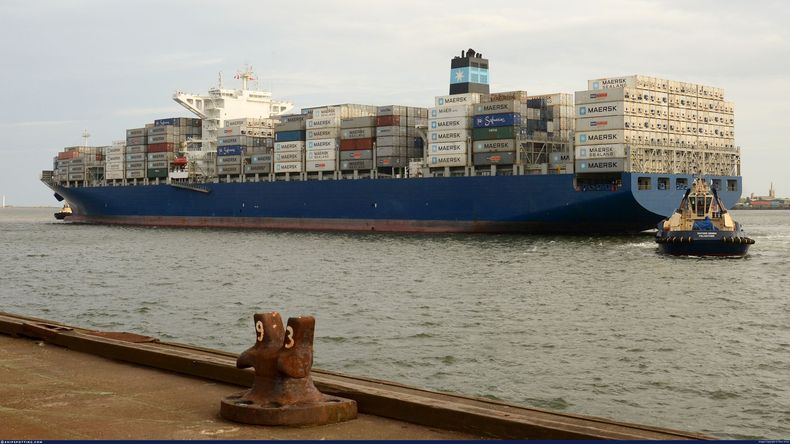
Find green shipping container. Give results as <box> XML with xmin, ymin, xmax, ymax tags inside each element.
<box><xmin>472</xmin><ymin>126</ymin><xmax>517</xmax><ymax>140</ymax></box>
<box><xmin>147</xmin><ymin>168</ymin><xmax>169</xmax><ymax>178</ymax></box>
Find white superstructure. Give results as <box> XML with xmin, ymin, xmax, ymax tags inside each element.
<box><xmin>172</xmin><ymin>66</ymin><xmax>293</xmax><ymax>177</ymax></box>
<box><xmin>174</xmin><ymin>66</ymin><xmax>293</xmax><ymax>132</ymax></box>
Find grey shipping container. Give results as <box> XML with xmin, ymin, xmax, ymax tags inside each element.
<box><xmin>126</xmin><ymin>169</ymin><xmax>145</xmax><ymax>179</ymax></box>
<box><xmin>376</xmin><ymin>146</ymin><xmax>407</xmax><ymax>157</ymax></box>
<box><xmin>473</xmin><ymin>152</ymin><xmax>516</xmax><ymax>165</ymax></box>
<box><xmin>126</xmin><ymin>128</ymin><xmax>147</xmax><ymax>138</ymax></box>
<box><xmin>473</xmin><ymin>100</ymin><xmax>521</xmax><ymax>115</ymax></box>
<box><xmin>217</xmin><ymin>165</ymin><xmax>242</xmax><ymax>175</ymax></box>
<box><xmin>244</xmin><ymin>164</ymin><xmax>271</xmax><ymax>174</ymax></box>
<box><xmin>340</xmin><ymin>116</ymin><xmax>377</xmax><ymax>128</ymax></box>
<box><xmin>127</xmin><ymin>161</ymin><xmax>146</xmax><ymax>170</ymax></box>
<box><xmin>340</xmin><ymin>150</ymin><xmax>373</xmax><ymax>161</ymax></box>
<box><xmin>217</xmin><ymin>135</ymin><xmax>249</xmax><ymax>146</ymax></box>
<box><xmin>148</xmin><ymin>160</ymin><xmax>169</xmax><ymax>169</ymax></box>
<box><xmin>306</xmin><ymin>128</ymin><xmax>339</xmax><ymax>139</ymax></box>
<box><xmin>126</xmin><ymin>153</ymin><xmax>146</xmax><ymax>162</ymax></box>
<box><xmin>340</xmin><ymin>159</ymin><xmax>373</xmax><ymax>170</ymax></box>
<box><xmin>148</xmin><ymin>135</ymin><xmax>176</xmax><ymax>144</ymax></box>
<box><xmin>473</xmin><ymin>139</ymin><xmax>516</xmax><ymax>153</ymax></box>
<box><xmin>376</xmin><ymin>156</ymin><xmax>408</xmax><ymax>167</ymax></box>
<box><xmin>376</xmin><ymin>105</ymin><xmax>407</xmax><ymax>116</ymax></box>
<box><xmin>147</xmin><ymin>152</ymin><xmax>173</xmax><ymax>161</ymax></box>
<box><xmin>376</xmin><ymin>126</ymin><xmax>408</xmax><ymax>137</ymax></box>
<box><xmin>126</xmin><ymin>145</ymin><xmax>147</xmax><ymax>154</ymax></box>
<box><xmin>217</xmin><ymin>155</ymin><xmax>242</xmax><ymax>164</ymax></box>
<box><xmin>274</xmin><ymin>151</ymin><xmax>302</xmax><ymax>162</ymax></box>
<box><xmin>148</xmin><ymin>126</ymin><xmax>178</xmax><ymax>136</ymax></box>
<box><xmin>341</xmin><ymin>127</ymin><xmax>375</xmax><ymax>139</ymax></box>
<box><xmin>249</xmin><ymin>154</ymin><xmax>273</xmax><ymax>164</ymax></box>
<box><xmin>126</xmin><ymin>136</ymin><xmax>147</xmax><ymax>145</ymax></box>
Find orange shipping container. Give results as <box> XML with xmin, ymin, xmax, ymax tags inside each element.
<box><xmin>339</xmin><ymin>138</ymin><xmax>375</xmax><ymax>151</ymax></box>
<box><xmin>376</xmin><ymin>115</ymin><xmax>401</xmax><ymax>126</ymax></box>
<box><xmin>147</xmin><ymin>143</ymin><xmax>176</xmax><ymax>153</ymax></box>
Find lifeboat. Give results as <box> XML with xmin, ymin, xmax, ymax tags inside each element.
<box><xmin>655</xmin><ymin>177</ymin><xmax>754</xmax><ymax>257</ymax></box>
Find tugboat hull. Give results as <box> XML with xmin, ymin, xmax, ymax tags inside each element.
<box><xmin>656</xmin><ymin>231</ymin><xmax>753</xmax><ymax>257</ymax></box>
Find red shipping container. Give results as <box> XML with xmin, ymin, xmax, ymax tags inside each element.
<box><xmin>376</xmin><ymin>115</ymin><xmax>400</xmax><ymax>126</ymax></box>
<box><xmin>339</xmin><ymin>138</ymin><xmax>375</xmax><ymax>151</ymax></box>
<box><xmin>58</xmin><ymin>151</ymin><xmax>78</xmax><ymax>160</ymax></box>
<box><xmin>147</xmin><ymin>143</ymin><xmax>175</xmax><ymax>153</ymax></box>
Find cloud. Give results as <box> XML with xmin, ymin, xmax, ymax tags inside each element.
<box><xmin>113</xmin><ymin>106</ymin><xmax>183</xmax><ymax>117</ymax></box>
<box><xmin>0</xmin><ymin>120</ymin><xmax>84</xmax><ymax>128</ymax></box>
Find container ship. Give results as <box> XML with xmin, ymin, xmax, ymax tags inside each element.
<box><xmin>40</xmin><ymin>51</ymin><xmax>742</xmax><ymax>233</ymax></box>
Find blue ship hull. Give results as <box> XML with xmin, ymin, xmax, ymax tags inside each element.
<box><xmin>47</xmin><ymin>172</ymin><xmax>741</xmax><ymax>234</ymax></box>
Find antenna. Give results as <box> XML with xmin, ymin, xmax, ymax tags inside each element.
<box><xmin>235</xmin><ymin>64</ymin><xmax>256</xmax><ymax>91</ymax></box>
<box><xmin>218</xmin><ymin>71</ymin><xmax>224</xmax><ymax>89</ymax></box>
<box><xmin>82</xmin><ymin>129</ymin><xmax>91</xmax><ymax>147</ymax></box>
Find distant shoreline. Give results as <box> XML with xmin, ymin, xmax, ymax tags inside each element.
<box><xmin>733</xmin><ymin>207</ymin><xmax>790</xmax><ymax>210</ymax></box>
<box><xmin>0</xmin><ymin>206</ymin><xmax>59</xmax><ymax>209</ymax></box>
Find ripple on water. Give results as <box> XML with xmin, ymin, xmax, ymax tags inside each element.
<box><xmin>1</xmin><ymin>208</ymin><xmax>790</xmax><ymax>438</ymax></box>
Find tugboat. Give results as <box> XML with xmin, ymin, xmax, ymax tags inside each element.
<box><xmin>655</xmin><ymin>177</ymin><xmax>754</xmax><ymax>257</ymax></box>
<box><xmin>54</xmin><ymin>203</ymin><xmax>72</xmax><ymax>220</ymax></box>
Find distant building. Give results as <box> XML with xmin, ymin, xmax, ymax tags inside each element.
<box><xmin>738</xmin><ymin>182</ymin><xmax>788</xmax><ymax>209</ymax></box>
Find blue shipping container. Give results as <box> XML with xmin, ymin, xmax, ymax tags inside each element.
<box><xmin>473</xmin><ymin>113</ymin><xmax>522</xmax><ymax>128</ymax></box>
<box><xmin>275</xmin><ymin>130</ymin><xmax>306</xmax><ymax>142</ymax></box>
<box><xmin>217</xmin><ymin>145</ymin><xmax>244</xmax><ymax>156</ymax></box>
<box><xmin>155</xmin><ymin>118</ymin><xmax>177</xmax><ymax>126</ymax></box>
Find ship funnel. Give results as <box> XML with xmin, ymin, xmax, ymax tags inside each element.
<box><xmin>449</xmin><ymin>48</ymin><xmax>490</xmax><ymax>95</ymax></box>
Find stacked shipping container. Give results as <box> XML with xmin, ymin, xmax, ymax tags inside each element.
<box><xmin>472</xmin><ymin>95</ymin><xmax>524</xmax><ymax>169</ymax></box>
<box><xmin>304</xmin><ymin>105</ymin><xmax>377</xmax><ymax>175</ymax></box>
<box><xmin>574</xmin><ymin>75</ymin><xmax>736</xmax><ymax>175</ymax></box>
<box><xmin>52</xmin><ymin>146</ymin><xmax>106</xmax><ymax>183</ymax></box>
<box><xmin>104</xmin><ymin>141</ymin><xmax>126</xmax><ymax>180</ymax></box>
<box><xmin>427</xmin><ymin>94</ymin><xmax>479</xmax><ymax>169</ymax></box>
<box><xmin>125</xmin><ymin>127</ymin><xmax>147</xmax><ymax>179</ymax></box>
<box><xmin>146</xmin><ymin>118</ymin><xmax>201</xmax><ymax>179</ymax></box>
<box><xmin>217</xmin><ymin>118</ymin><xmax>275</xmax><ymax>176</ymax></box>
<box><xmin>274</xmin><ymin>114</ymin><xmax>307</xmax><ymax>175</ymax></box>
<box><xmin>340</xmin><ymin>116</ymin><xmax>376</xmax><ymax>171</ymax></box>
<box><xmin>375</xmin><ymin>106</ymin><xmax>427</xmax><ymax>170</ymax></box>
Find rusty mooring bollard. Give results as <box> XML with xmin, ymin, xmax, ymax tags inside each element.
<box><xmin>220</xmin><ymin>312</ymin><xmax>357</xmax><ymax>426</ymax></box>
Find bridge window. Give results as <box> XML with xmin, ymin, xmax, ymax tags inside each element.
<box><xmin>711</xmin><ymin>179</ymin><xmax>722</xmax><ymax>190</ymax></box>
<box><xmin>657</xmin><ymin>177</ymin><xmax>669</xmax><ymax>190</ymax></box>
<box><xmin>727</xmin><ymin>180</ymin><xmax>737</xmax><ymax>192</ymax></box>
<box><xmin>638</xmin><ymin>177</ymin><xmax>652</xmax><ymax>190</ymax></box>
<box><xmin>676</xmin><ymin>178</ymin><xmax>688</xmax><ymax>190</ymax></box>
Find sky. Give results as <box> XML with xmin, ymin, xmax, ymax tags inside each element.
<box><xmin>0</xmin><ymin>0</ymin><xmax>787</xmax><ymax>206</ymax></box>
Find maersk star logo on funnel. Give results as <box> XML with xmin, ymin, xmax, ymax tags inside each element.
<box><xmin>454</xmin><ymin>69</ymin><xmax>465</xmax><ymax>82</ymax></box>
